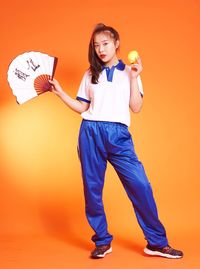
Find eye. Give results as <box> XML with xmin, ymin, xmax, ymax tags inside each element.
<box><xmin>94</xmin><ymin>44</ymin><xmax>99</xmax><ymax>48</ymax></box>
<box><xmin>103</xmin><ymin>42</ymin><xmax>108</xmax><ymax>46</ymax></box>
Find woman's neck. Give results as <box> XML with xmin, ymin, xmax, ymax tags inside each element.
<box><xmin>104</xmin><ymin>56</ymin><xmax>119</xmax><ymax>68</ymax></box>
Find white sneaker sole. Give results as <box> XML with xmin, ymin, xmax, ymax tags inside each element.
<box><xmin>144</xmin><ymin>247</ymin><xmax>182</xmax><ymax>259</ymax></box>
<box><xmin>95</xmin><ymin>247</ymin><xmax>112</xmax><ymax>258</ymax></box>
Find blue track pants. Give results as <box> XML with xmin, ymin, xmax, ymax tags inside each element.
<box><xmin>78</xmin><ymin>120</ymin><xmax>168</xmax><ymax>247</ymax></box>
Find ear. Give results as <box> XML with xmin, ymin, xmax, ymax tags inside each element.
<box><xmin>115</xmin><ymin>40</ymin><xmax>120</xmax><ymax>49</ymax></box>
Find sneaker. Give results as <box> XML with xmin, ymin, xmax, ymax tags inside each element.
<box><xmin>91</xmin><ymin>244</ymin><xmax>112</xmax><ymax>259</ymax></box>
<box><xmin>144</xmin><ymin>244</ymin><xmax>183</xmax><ymax>259</ymax></box>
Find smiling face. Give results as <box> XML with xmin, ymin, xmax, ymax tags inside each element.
<box><xmin>93</xmin><ymin>32</ymin><xmax>119</xmax><ymax>68</ymax></box>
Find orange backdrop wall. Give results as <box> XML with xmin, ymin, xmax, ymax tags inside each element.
<box><xmin>0</xmin><ymin>0</ymin><xmax>199</xmax><ymax>244</ymax></box>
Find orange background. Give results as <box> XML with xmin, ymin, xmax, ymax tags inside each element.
<box><xmin>0</xmin><ymin>0</ymin><xmax>199</xmax><ymax>268</ymax></box>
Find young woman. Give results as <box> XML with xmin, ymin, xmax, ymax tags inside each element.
<box><xmin>49</xmin><ymin>23</ymin><xmax>183</xmax><ymax>259</ymax></box>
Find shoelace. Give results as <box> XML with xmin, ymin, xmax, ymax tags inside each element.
<box><xmin>92</xmin><ymin>245</ymin><xmax>110</xmax><ymax>255</ymax></box>
<box><xmin>162</xmin><ymin>245</ymin><xmax>181</xmax><ymax>255</ymax></box>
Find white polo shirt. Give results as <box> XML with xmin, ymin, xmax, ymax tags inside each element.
<box><xmin>76</xmin><ymin>60</ymin><xmax>144</xmax><ymax>127</ymax></box>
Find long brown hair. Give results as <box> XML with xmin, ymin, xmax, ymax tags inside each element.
<box><xmin>88</xmin><ymin>23</ymin><xmax>120</xmax><ymax>84</ymax></box>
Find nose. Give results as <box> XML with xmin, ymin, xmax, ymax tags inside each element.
<box><xmin>99</xmin><ymin>44</ymin><xmax>104</xmax><ymax>53</ymax></box>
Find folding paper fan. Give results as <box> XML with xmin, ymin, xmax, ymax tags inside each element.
<box><xmin>7</xmin><ymin>51</ymin><xmax>58</xmax><ymax>104</ymax></box>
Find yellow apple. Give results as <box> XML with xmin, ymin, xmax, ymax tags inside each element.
<box><xmin>128</xmin><ymin>50</ymin><xmax>139</xmax><ymax>64</ymax></box>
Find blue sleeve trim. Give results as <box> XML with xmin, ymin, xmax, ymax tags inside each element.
<box><xmin>76</xmin><ymin>96</ymin><xmax>91</xmax><ymax>103</ymax></box>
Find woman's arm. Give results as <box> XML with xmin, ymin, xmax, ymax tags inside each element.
<box><xmin>129</xmin><ymin>57</ymin><xmax>143</xmax><ymax>113</ymax></box>
<box><xmin>49</xmin><ymin>79</ymin><xmax>90</xmax><ymax>114</ymax></box>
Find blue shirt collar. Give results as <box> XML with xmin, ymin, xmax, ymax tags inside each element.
<box><xmin>102</xmin><ymin>59</ymin><xmax>125</xmax><ymax>71</ymax></box>
<box><xmin>102</xmin><ymin>60</ymin><xmax>125</xmax><ymax>82</ymax></box>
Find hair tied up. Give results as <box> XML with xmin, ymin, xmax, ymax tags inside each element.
<box><xmin>88</xmin><ymin>23</ymin><xmax>120</xmax><ymax>84</ymax></box>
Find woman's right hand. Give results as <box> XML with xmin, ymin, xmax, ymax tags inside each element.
<box><xmin>49</xmin><ymin>78</ymin><xmax>89</xmax><ymax>113</ymax></box>
<box><xmin>49</xmin><ymin>78</ymin><xmax>64</xmax><ymax>96</ymax></box>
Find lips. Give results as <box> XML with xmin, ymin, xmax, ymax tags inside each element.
<box><xmin>100</xmin><ymin>54</ymin><xmax>106</xmax><ymax>59</ymax></box>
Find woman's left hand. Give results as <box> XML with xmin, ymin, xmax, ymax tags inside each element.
<box><xmin>130</xmin><ymin>57</ymin><xmax>143</xmax><ymax>79</ymax></box>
